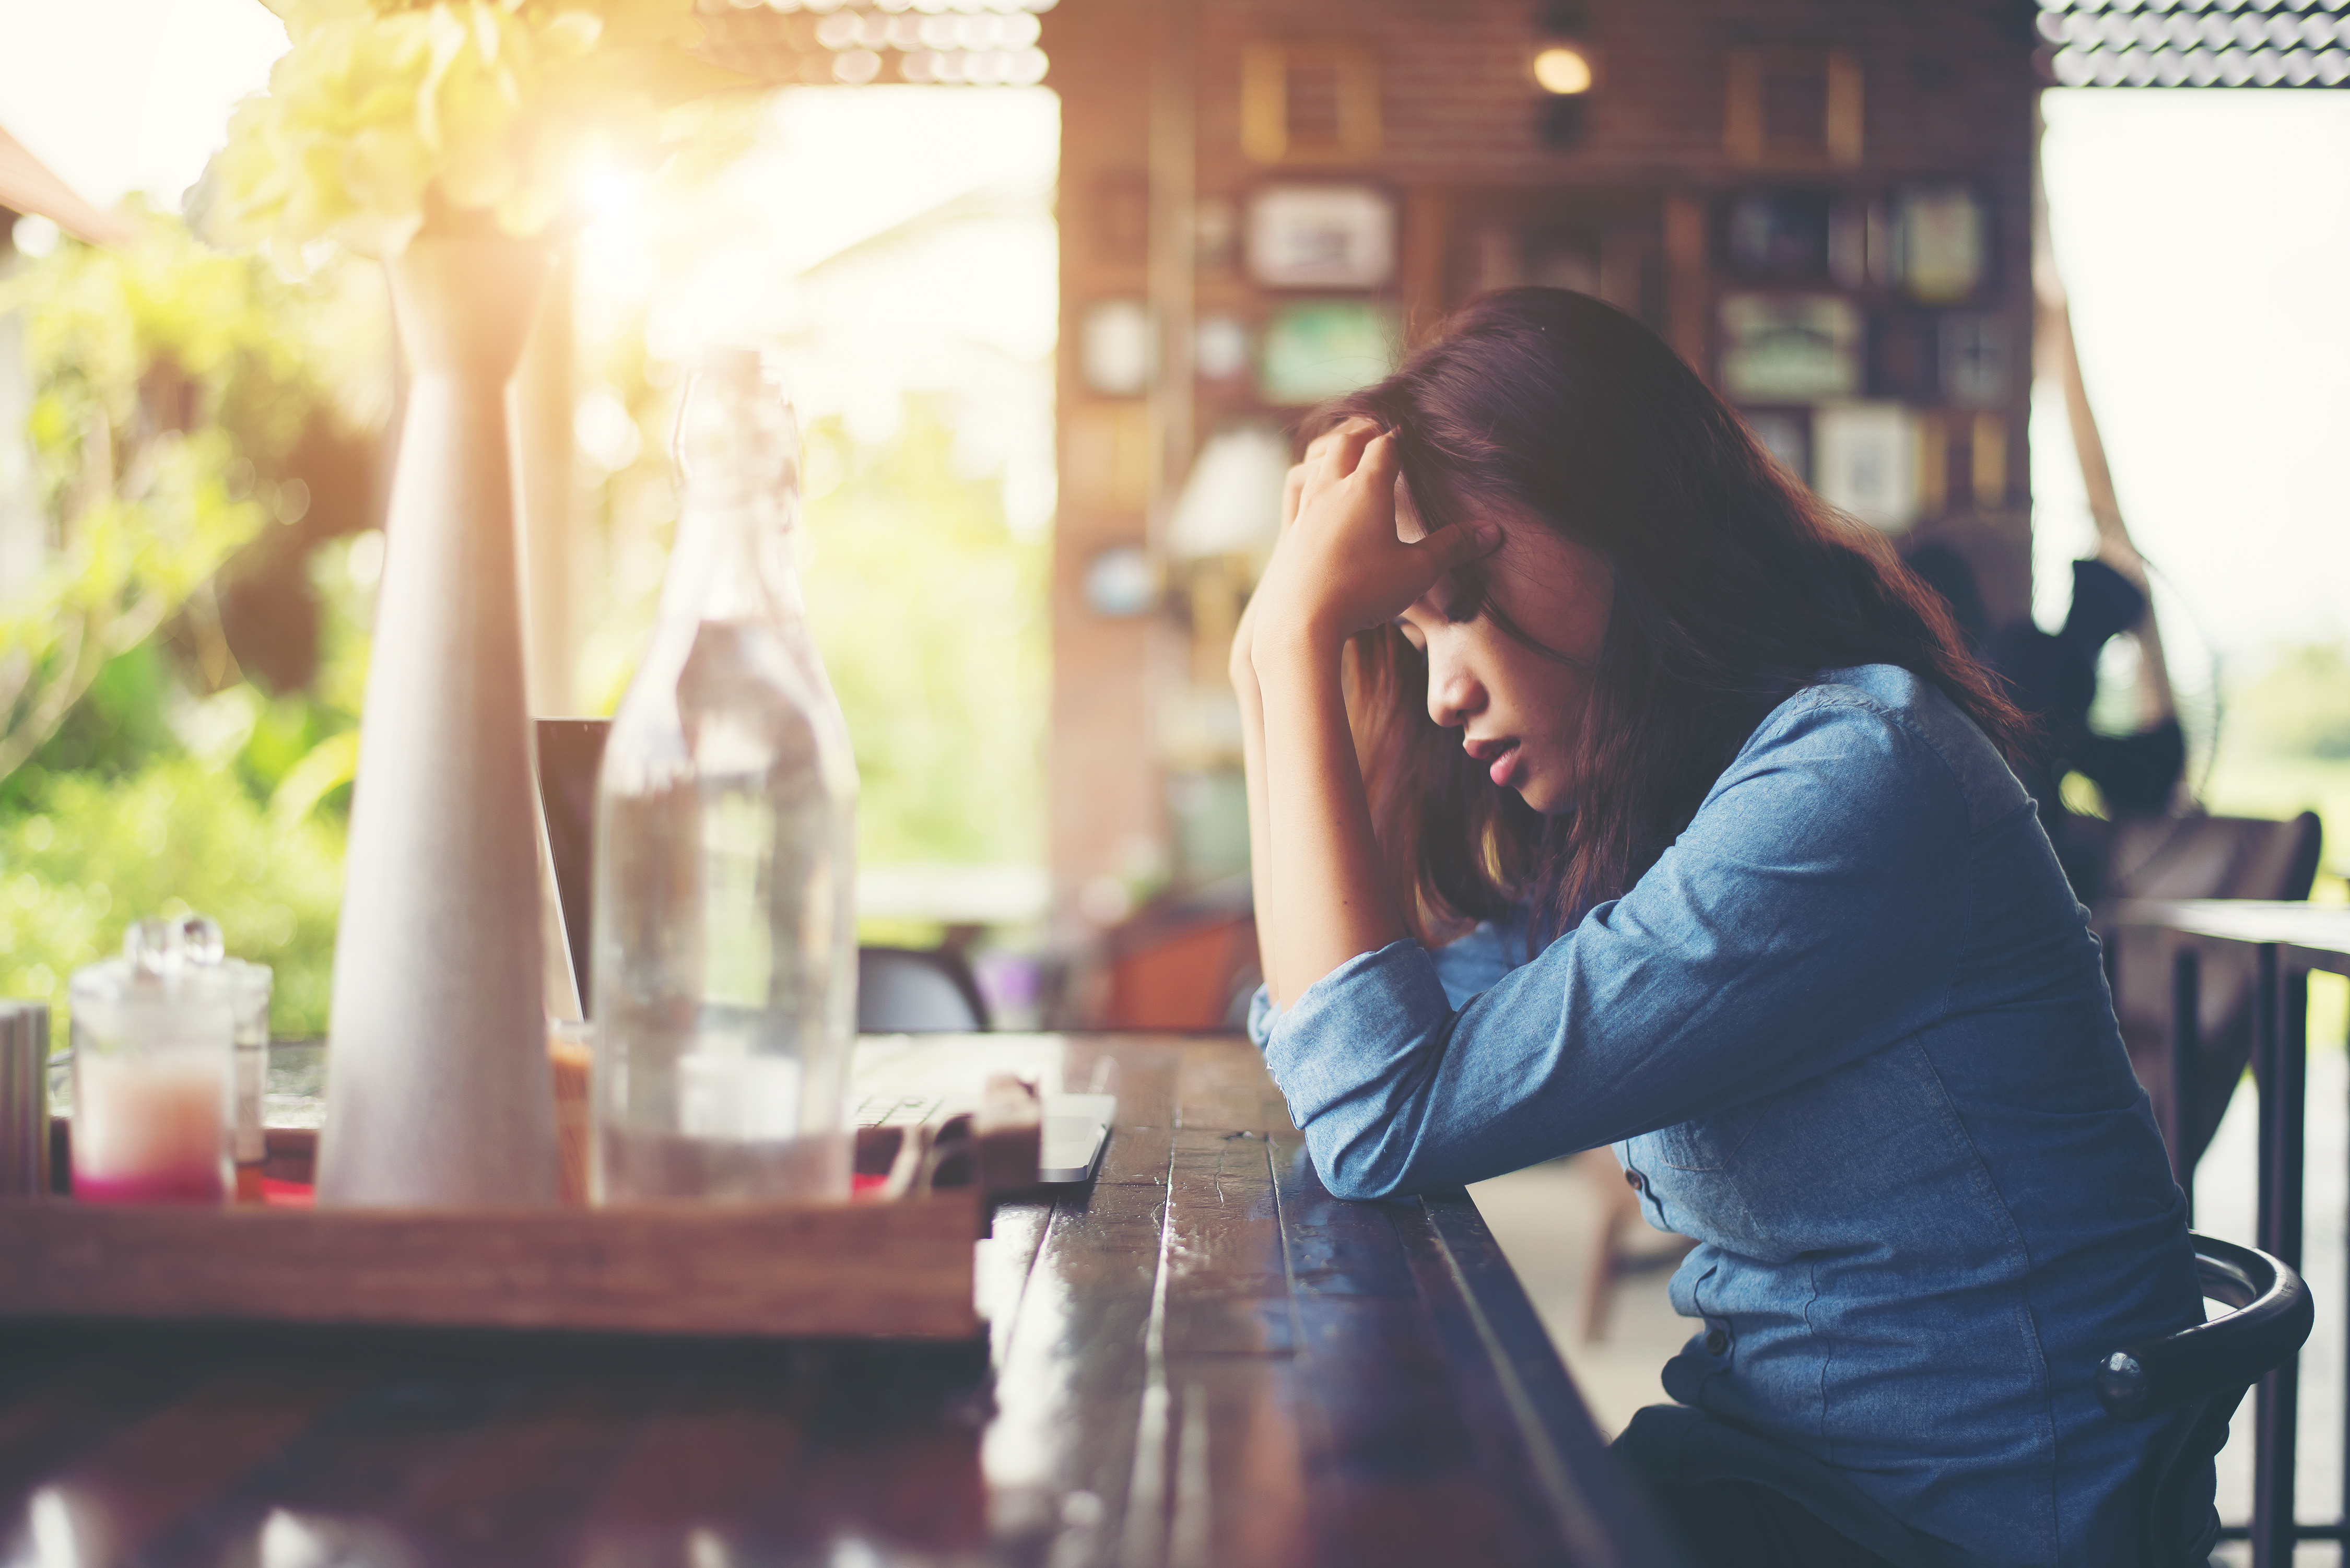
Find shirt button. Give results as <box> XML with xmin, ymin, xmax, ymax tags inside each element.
<box><xmin>1703</xmin><ymin>1326</ymin><xmax>1730</xmax><ymax>1355</ymax></box>
<box><xmin>1624</xmin><ymin>1168</ymin><xmax>1644</xmax><ymax>1192</ymax></box>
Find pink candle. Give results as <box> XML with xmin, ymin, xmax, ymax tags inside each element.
<box><xmin>73</xmin><ymin>1050</ymin><xmax>229</xmax><ymax>1205</ymax></box>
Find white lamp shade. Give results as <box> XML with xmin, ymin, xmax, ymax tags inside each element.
<box><xmin>1165</xmin><ymin>426</ymin><xmax>1292</xmax><ymax>561</ymax></box>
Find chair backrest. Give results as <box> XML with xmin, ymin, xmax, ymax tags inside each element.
<box><xmin>857</xmin><ymin>946</ymin><xmax>990</xmax><ymax>1033</ymax></box>
<box><xmin>2097</xmin><ymin>812</ymin><xmax>2323</xmax><ymax>1166</ymax></box>
<box><xmin>2097</xmin><ymin>1234</ymin><xmax>2313</xmax><ymax>1567</ymax></box>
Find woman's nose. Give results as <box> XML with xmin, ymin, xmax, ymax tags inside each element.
<box><xmin>1426</xmin><ymin>658</ymin><xmax>1482</xmax><ymax>729</ymax></box>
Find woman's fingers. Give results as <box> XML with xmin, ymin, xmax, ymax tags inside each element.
<box><xmin>1296</xmin><ymin>420</ymin><xmax>1389</xmax><ymax>532</ymax></box>
<box><xmin>1352</xmin><ymin>429</ymin><xmax>1400</xmax><ymax>491</ymax></box>
<box><xmin>1280</xmin><ymin>462</ymin><xmax>1307</xmax><ymax>533</ymax></box>
<box><xmin>1321</xmin><ymin>420</ymin><xmax>1382</xmax><ymax>483</ymax></box>
<box><xmin>1421</xmin><ymin>516</ymin><xmax>1505</xmax><ymax>575</ymax></box>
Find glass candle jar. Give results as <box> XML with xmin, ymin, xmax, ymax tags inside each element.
<box><xmin>68</xmin><ymin>921</ymin><xmax>236</xmax><ymax>1206</ymax></box>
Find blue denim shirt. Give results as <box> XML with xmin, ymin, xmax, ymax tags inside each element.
<box><xmin>1249</xmin><ymin>665</ymin><xmax>2204</xmax><ymax>1567</ymax></box>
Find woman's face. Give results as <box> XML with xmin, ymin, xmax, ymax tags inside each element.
<box><xmin>1391</xmin><ymin>492</ymin><xmax>1612</xmax><ymax>816</ymax></box>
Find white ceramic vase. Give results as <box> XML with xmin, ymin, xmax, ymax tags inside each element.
<box><xmin>316</xmin><ymin>235</ymin><xmax>558</xmax><ymax>1208</ymax></box>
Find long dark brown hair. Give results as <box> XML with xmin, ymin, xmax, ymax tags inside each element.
<box><xmin>1310</xmin><ymin>287</ymin><xmax>2029</xmax><ymax>946</ymax></box>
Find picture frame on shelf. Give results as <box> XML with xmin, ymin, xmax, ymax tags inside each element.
<box><xmin>1246</xmin><ymin>184</ymin><xmax>1397</xmax><ymax>290</ymax></box>
<box><xmin>1813</xmin><ymin>403</ymin><xmax>1922</xmax><ymax>532</ymax></box>
<box><xmin>1896</xmin><ymin>185</ymin><xmax>1987</xmax><ymax>304</ymax></box>
<box><xmin>1869</xmin><ymin>309</ymin><xmax>1935</xmax><ymax>402</ymax></box>
<box><xmin>1258</xmin><ymin>300</ymin><xmax>1399</xmax><ymax>405</ymax></box>
<box><xmin>1968</xmin><ymin>414</ymin><xmax>2010</xmax><ymax>506</ymax></box>
<box><xmin>1240</xmin><ymin>41</ymin><xmax>1382</xmax><ymax>165</ymax></box>
<box><xmin>1827</xmin><ymin>197</ymin><xmax>1895</xmax><ymax>290</ymax></box>
<box><xmin>1719</xmin><ymin>293</ymin><xmax>1862</xmax><ymax>403</ymax></box>
<box><xmin>1080</xmin><ymin>299</ymin><xmax>1154</xmax><ymax>398</ymax></box>
<box><xmin>1723</xmin><ymin>191</ymin><xmax>1832</xmax><ymax>282</ymax></box>
<box><xmin>1940</xmin><ymin>313</ymin><xmax>2011</xmax><ymax>407</ymax></box>
<box><xmin>1194</xmin><ymin>315</ymin><xmax>1253</xmax><ymax>385</ymax></box>
<box><xmin>1724</xmin><ymin>47</ymin><xmax>1863</xmax><ymax>168</ymax></box>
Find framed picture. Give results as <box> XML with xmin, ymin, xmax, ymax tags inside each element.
<box><xmin>1968</xmin><ymin>414</ymin><xmax>2010</xmax><ymax>505</ymax></box>
<box><xmin>1723</xmin><ymin>191</ymin><xmax>1831</xmax><ymax>281</ymax></box>
<box><xmin>1869</xmin><ymin>309</ymin><xmax>1934</xmax><ymax>401</ymax></box>
<box><xmin>1896</xmin><ymin>185</ymin><xmax>1985</xmax><ymax>304</ymax></box>
<box><xmin>1718</xmin><ymin>294</ymin><xmax>1862</xmax><ymax>403</ymax></box>
<box><xmin>1083</xmin><ymin>543</ymin><xmax>1159</xmax><ymax>619</ymax></box>
<box><xmin>1240</xmin><ymin>42</ymin><xmax>1381</xmax><ymax>165</ymax></box>
<box><xmin>1258</xmin><ymin>300</ymin><xmax>1399</xmax><ymax>405</ymax></box>
<box><xmin>1827</xmin><ymin>197</ymin><xmax>1895</xmax><ymax>290</ymax></box>
<box><xmin>1194</xmin><ymin>315</ymin><xmax>1252</xmax><ymax>384</ymax></box>
<box><xmin>1813</xmin><ymin>403</ymin><xmax>1921</xmax><ymax>532</ymax></box>
<box><xmin>1940</xmin><ymin>312</ymin><xmax>2010</xmax><ymax>407</ymax></box>
<box><xmin>1246</xmin><ymin>185</ymin><xmax>1396</xmax><ymax>290</ymax></box>
<box><xmin>1724</xmin><ymin>47</ymin><xmax>1863</xmax><ymax>168</ymax></box>
<box><xmin>1079</xmin><ymin>299</ymin><xmax>1154</xmax><ymax>398</ymax></box>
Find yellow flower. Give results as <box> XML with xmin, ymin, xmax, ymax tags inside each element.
<box><xmin>195</xmin><ymin>0</ymin><xmax>714</xmax><ymax>257</ymax></box>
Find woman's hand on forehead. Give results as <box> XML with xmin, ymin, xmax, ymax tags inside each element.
<box><xmin>1253</xmin><ymin>418</ymin><xmax>1500</xmax><ymax>657</ymax></box>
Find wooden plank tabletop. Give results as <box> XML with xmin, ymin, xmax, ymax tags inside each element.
<box><xmin>2107</xmin><ymin>899</ymin><xmax>2350</xmax><ymax>973</ymax></box>
<box><xmin>0</xmin><ymin>1032</ymin><xmax>1678</xmax><ymax>1567</ymax></box>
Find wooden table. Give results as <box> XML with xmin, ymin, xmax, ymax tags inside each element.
<box><xmin>2107</xmin><ymin>901</ymin><xmax>2350</xmax><ymax>1568</ymax></box>
<box><xmin>0</xmin><ymin>1033</ymin><xmax>1678</xmax><ymax>1567</ymax></box>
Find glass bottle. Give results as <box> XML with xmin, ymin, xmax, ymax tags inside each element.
<box><xmin>180</xmin><ymin>917</ymin><xmax>274</xmax><ymax>1202</ymax></box>
<box><xmin>591</xmin><ymin>349</ymin><xmax>858</xmax><ymax>1203</ymax></box>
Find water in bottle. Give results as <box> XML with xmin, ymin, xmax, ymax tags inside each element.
<box><xmin>591</xmin><ymin>350</ymin><xmax>858</xmax><ymax>1202</ymax></box>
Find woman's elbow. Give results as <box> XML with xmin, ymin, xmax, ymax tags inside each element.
<box><xmin>1301</xmin><ymin>1116</ymin><xmax>1420</xmax><ymax>1201</ymax></box>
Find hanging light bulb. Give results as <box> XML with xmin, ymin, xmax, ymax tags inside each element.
<box><xmin>1534</xmin><ymin>44</ymin><xmax>1594</xmax><ymax>94</ymax></box>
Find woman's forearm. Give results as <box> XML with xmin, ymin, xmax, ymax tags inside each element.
<box><xmin>1235</xmin><ymin>664</ymin><xmax>1282</xmax><ymax>1001</ymax></box>
<box><xmin>1253</xmin><ymin>627</ymin><xmax>1406</xmax><ymax>1006</ymax></box>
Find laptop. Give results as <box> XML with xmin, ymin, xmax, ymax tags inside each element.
<box><xmin>532</xmin><ymin>718</ymin><xmax>1111</xmax><ymax>1184</ymax></box>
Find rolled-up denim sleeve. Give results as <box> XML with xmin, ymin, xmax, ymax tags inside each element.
<box><xmin>1263</xmin><ymin>695</ymin><xmax>1979</xmax><ymax>1200</ymax></box>
<box><xmin>1245</xmin><ymin>985</ymin><xmax>1279</xmax><ymax>1050</ymax></box>
<box><xmin>1249</xmin><ymin>912</ymin><xmax>1531</xmax><ymax>1055</ymax></box>
<box><xmin>1249</xmin><ymin>910</ymin><xmax>1531</xmax><ymax>1054</ymax></box>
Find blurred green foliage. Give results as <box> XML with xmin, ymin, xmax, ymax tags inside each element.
<box><xmin>0</xmin><ymin>758</ymin><xmax>346</xmax><ymax>1031</ymax></box>
<box><xmin>801</xmin><ymin>400</ymin><xmax>1047</xmax><ymax>871</ymax></box>
<box><xmin>2230</xmin><ymin>643</ymin><xmax>2350</xmax><ymax>761</ymax></box>
<box><xmin>0</xmin><ymin>211</ymin><xmax>386</xmax><ymax>1032</ymax></box>
<box><xmin>2</xmin><ymin>201</ymin><xmax>1049</xmax><ymax>1031</ymax></box>
<box><xmin>0</xmin><ymin>202</ymin><xmax>385</xmax><ymax>793</ymax></box>
<box><xmin>569</xmin><ymin>327</ymin><xmax>1049</xmax><ymax>883</ymax></box>
<box><xmin>2204</xmin><ymin>640</ymin><xmax>2350</xmax><ymax>883</ymax></box>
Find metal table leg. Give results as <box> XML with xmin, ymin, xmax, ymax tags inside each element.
<box><xmin>2252</xmin><ymin>943</ymin><xmax>2307</xmax><ymax>1568</ymax></box>
<box><xmin>2171</xmin><ymin>946</ymin><xmax>2201</xmax><ymax>1224</ymax></box>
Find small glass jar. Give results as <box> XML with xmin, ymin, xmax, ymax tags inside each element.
<box><xmin>68</xmin><ymin>919</ymin><xmax>236</xmax><ymax>1205</ymax></box>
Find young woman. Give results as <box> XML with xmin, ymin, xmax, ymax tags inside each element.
<box><xmin>1230</xmin><ymin>288</ymin><xmax>2206</xmax><ymax>1567</ymax></box>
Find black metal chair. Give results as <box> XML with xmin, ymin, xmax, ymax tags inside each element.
<box><xmin>2096</xmin><ymin>1233</ymin><xmax>2313</xmax><ymax>1567</ymax></box>
<box><xmin>856</xmin><ymin>945</ymin><xmax>990</xmax><ymax>1033</ymax></box>
<box><xmin>2096</xmin><ymin>812</ymin><xmax>2323</xmax><ymax>1176</ymax></box>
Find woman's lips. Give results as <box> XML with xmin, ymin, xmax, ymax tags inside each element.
<box><xmin>1486</xmin><ymin>741</ymin><xmax>1521</xmax><ymax>788</ymax></box>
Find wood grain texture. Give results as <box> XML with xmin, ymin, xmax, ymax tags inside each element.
<box><xmin>0</xmin><ymin>1192</ymin><xmax>983</xmax><ymax>1339</ymax></box>
<box><xmin>0</xmin><ymin>1034</ymin><xmax>1671</xmax><ymax>1567</ymax></box>
<box><xmin>17</xmin><ymin>1068</ymin><xmax>1050</xmax><ymax>1341</ymax></box>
